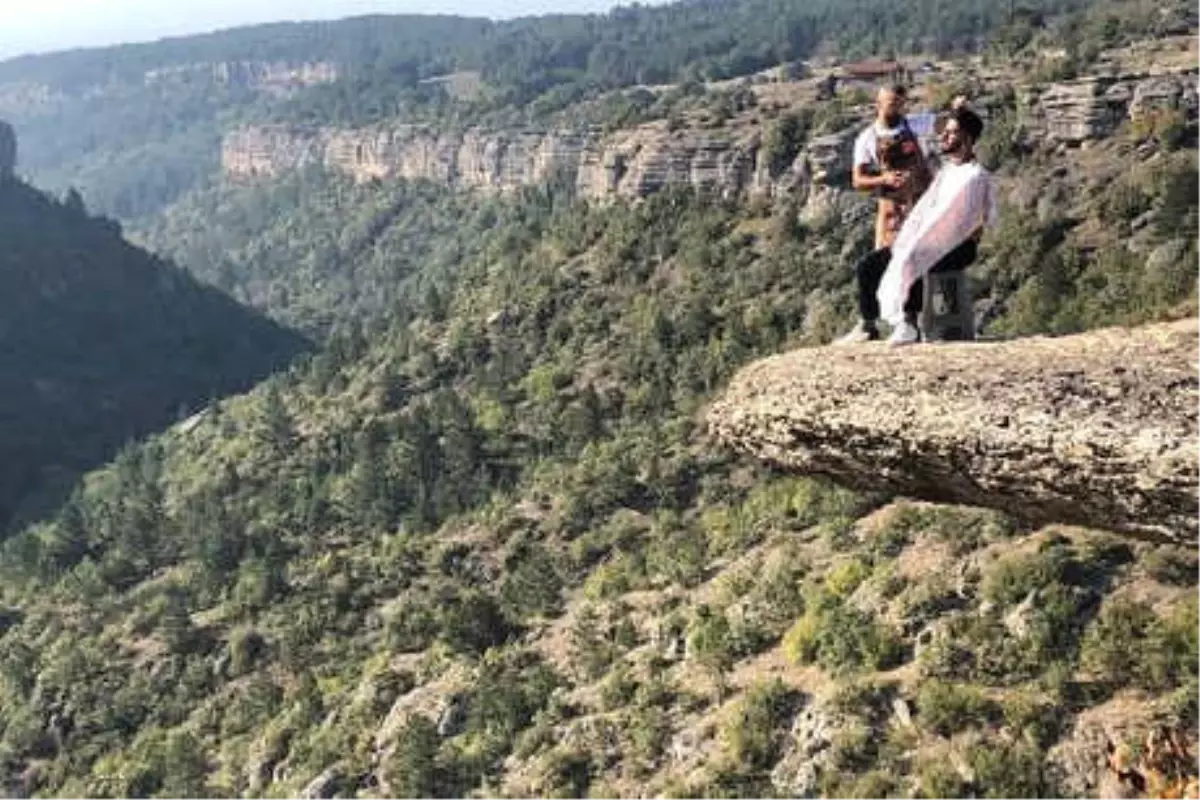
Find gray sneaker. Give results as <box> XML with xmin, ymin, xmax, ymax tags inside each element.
<box><xmin>887</xmin><ymin>319</ymin><xmax>921</xmax><ymax>346</ymax></box>
<box><xmin>835</xmin><ymin>321</ymin><xmax>880</xmax><ymax>345</ymax></box>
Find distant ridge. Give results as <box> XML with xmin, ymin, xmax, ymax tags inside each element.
<box><xmin>0</xmin><ymin>171</ymin><xmax>308</xmax><ymax>531</ymax></box>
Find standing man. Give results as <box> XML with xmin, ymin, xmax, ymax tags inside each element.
<box><xmin>837</xmin><ymin>87</ymin><xmax>965</xmax><ymax>343</ymax></box>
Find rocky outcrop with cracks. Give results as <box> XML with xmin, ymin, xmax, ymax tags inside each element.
<box><xmin>707</xmin><ymin>320</ymin><xmax>1198</xmax><ymax>543</ymax></box>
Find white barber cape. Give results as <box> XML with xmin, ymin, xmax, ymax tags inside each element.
<box><xmin>877</xmin><ymin>159</ymin><xmax>998</xmax><ymax>326</ymax></box>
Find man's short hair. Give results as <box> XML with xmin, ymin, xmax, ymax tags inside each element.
<box><xmin>951</xmin><ymin>107</ymin><xmax>985</xmax><ymax>142</ymax></box>
<box><xmin>889</xmin><ymin>84</ymin><xmax>908</xmax><ymax>98</ymax></box>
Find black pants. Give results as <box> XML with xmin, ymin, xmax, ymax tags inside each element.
<box><xmin>856</xmin><ymin>239</ymin><xmax>978</xmax><ymax>323</ymax></box>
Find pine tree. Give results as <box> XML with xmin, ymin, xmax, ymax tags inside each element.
<box><xmin>256</xmin><ymin>381</ymin><xmax>295</xmax><ymax>455</ymax></box>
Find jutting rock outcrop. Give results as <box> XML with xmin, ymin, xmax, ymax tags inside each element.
<box><xmin>706</xmin><ymin>320</ymin><xmax>1198</xmax><ymax>544</ymax></box>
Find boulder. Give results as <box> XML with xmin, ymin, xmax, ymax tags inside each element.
<box><xmin>769</xmin><ymin>695</ymin><xmax>839</xmax><ymax>798</ymax></box>
<box><xmin>1130</xmin><ymin>76</ymin><xmax>1187</xmax><ymax>120</ymax></box>
<box><xmin>706</xmin><ymin>320</ymin><xmax>1198</xmax><ymax>543</ymax></box>
<box><xmin>1033</xmin><ymin>78</ymin><xmax>1123</xmax><ymax>143</ymax></box>
<box><xmin>299</xmin><ymin>765</ymin><xmax>342</xmax><ymax>800</ymax></box>
<box><xmin>436</xmin><ymin>692</ymin><xmax>470</xmax><ymax>738</ymax></box>
<box><xmin>805</xmin><ymin>128</ymin><xmax>857</xmax><ymax>188</ymax></box>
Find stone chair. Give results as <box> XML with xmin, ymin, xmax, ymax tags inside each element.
<box><xmin>920</xmin><ymin>270</ymin><xmax>975</xmax><ymax>341</ymax></box>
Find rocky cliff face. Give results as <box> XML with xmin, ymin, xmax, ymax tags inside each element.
<box><xmin>706</xmin><ymin>319</ymin><xmax>1198</xmax><ymax>544</ymax></box>
<box><xmin>1021</xmin><ymin>69</ymin><xmax>1198</xmax><ymax>144</ymax></box>
<box><xmin>221</xmin><ymin>70</ymin><xmax>1197</xmax><ymax>198</ymax></box>
<box><xmin>143</xmin><ymin>61</ymin><xmax>339</xmax><ymax>95</ymax></box>
<box><xmin>222</xmin><ymin>121</ymin><xmax>798</xmax><ymax>200</ymax></box>
<box><xmin>0</xmin><ymin>120</ymin><xmax>15</xmax><ymax>178</ymax></box>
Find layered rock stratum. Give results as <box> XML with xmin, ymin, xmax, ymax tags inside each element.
<box><xmin>706</xmin><ymin>320</ymin><xmax>1199</xmax><ymax>543</ymax></box>
<box><xmin>220</xmin><ymin>122</ymin><xmax>790</xmax><ymax>200</ymax></box>
<box><xmin>220</xmin><ymin>69</ymin><xmax>1197</xmax><ymax>199</ymax></box>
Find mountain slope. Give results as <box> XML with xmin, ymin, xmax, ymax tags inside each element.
<box><xmin>0</xmin><ymin>4</ymin><xmax>1194</xmax><ymax>797</ymax></box>
<box><xmin>0</xmin><ymin>176</ymin><xmax>1195</xmax><ymax>798</ymax></box>
<box><xmin>4</xmin><ymin>0</ymin><xmax>1193</xmax><ymax>219</ymax></box>
<box><xmin>0</xmin><ymin>175</ymin><xmax>308</xmax><ymax>533</ymax></box>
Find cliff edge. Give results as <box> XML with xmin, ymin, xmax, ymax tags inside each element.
<box><xmin>707</xmin><ymin>320</ymin><xmax>1198</xmax><ymax>543</ymax></box>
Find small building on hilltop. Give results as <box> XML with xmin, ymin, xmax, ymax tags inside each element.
<box><xmin>838</xmin><ymin>59</ymin><xmax>913</xmax><ymax>89</ymax></box>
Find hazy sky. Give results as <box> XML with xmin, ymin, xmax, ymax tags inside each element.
<box><xmin>1</xmin><ymin>0</ymin><xmax>641</xmax><ymax>60</ymax></box>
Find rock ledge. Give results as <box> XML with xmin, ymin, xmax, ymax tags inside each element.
<box><xmin>707</xmin><ymin>320</ymin><xmax>1198</xmax><ymax>543</ymax></box>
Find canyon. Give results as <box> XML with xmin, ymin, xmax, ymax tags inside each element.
<box><xmin>221</xmin><ymin>68</ymin><xmax>1198</xmax><ymax>201</ymax></box>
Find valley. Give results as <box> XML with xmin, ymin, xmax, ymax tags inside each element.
<box><xmin>0</xmin><ymin>1</ymin><xmax>1196</xmax><ymax>798</ymax></box>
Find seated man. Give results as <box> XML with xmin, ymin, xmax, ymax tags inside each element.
<box><xmin>836</xmin><ymin>84</ymin><xmax>943</xmax><ymax>344</ymax></box>
<box><xmin>838</xmin><ymin>105</ymin><xmax>996</xmax><ymax>345</ymax></box>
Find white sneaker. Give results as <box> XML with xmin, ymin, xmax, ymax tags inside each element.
<box><xmin>835</xmin><ymin>321</ymin><xmax>880</xmax><ymax>345</ymax></box>
<box><xmin>887</xmin><ymin>320</ymin><xmax>921</xmax><ymax>346</ymax></box>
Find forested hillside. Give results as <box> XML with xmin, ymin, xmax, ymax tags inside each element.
<box><xmin>0</xmin><ymin>0</ymin><xmax>1196</xmax><ymax>796</ymax></box>
<box><xmin>0</xmin><ymin>177</ymin><xmax>307</xmax><ymax>535</ymax></box>
<box><xmin>3</xmin><ymin>154</ymin><xmax>1197</xmax><ymax>798</ymax></box>
<box><xmin>2</xmin><ymin>0</ymin><xmax>1194</xmax><ymax>218</ymax></box>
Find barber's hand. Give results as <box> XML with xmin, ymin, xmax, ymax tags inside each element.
<box><xmin>881</xmin><ymin>171</ymin><xmax>907</xmax><ymax>190</ymax></box>
<box><xmin>951</xmin><ymin>94</ymin><xmax>969</xmax><ymax>110</ymax></box>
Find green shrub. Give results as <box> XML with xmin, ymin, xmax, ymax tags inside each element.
<box><xmin>500</xmin><ymin>547</ymin><xmax>564</xmax><ymax>619</ymax></box>
<box><xmin>228</xmin><ymin>625</ymin><xmax>267</xmax><ymax>676</ymax></box>
<box><xmin>873</xmin><ymin>564</ymin><xmax>909</xmax><ymax>600</ymax></box>
<box><xmin>1099</xmin><ymin>178</ymin><xmax>1153</xmax><ymax>226</ymax></box>
<box><xmin>842</xmin><ymin>770</ymin><xmax>898</xmax><ymax>799</ymax></box>
<box><xmin>688</xmin><ymin>605</ymin><xmax>736</xmax><ymax>696</ymax></box>
<box><xmin>569</xmin><ymin>604</ymin><xmax>619</xmax><ymax>680</ymax></box>
<box><xmin>830</xmin><ymin>678</ymin><xmax>897</xmax><ymax>721</ymax></box>
<box><xmin>782</xmin><ymin>610</ymin><xmax>822</xmax><ymax>666</ymax></box>
<box><xmin>916</xmin><ymin>755</ymin><xmax>970</xmax><ymax>798</ymax></box>
<box><xmin>967</xmin><ymin>739</ymin><xmax>1054</xmax><ymax>798</ymax></box>
<box><xmin>915</xmin><ymin>681</ymin><xmax>997</xmax><ymax>737</ymax></box>
<box><xmin>599</xmin><ymin>663</ymin><xmax>638</xmax><ymax>711</ymax></box>
<box><xmin>719</xmin><ymin>679</ymin><xmax>796</xmax><ymax>770</ymax></box>
<box><xmin>1129</xmin><ymin>107</ymin><xmax>1190</xmax><ymax>150</ymax></box>
<box><xmin>583</xmin><ymin>552</ymin><xmax>644</xmax><ymax>600</ymax></box>
<box><xmin>878</xmin><ymin>504</ymin><xmax>1012</xmax><ymax>557</ymax></box>
<box><xmin>1002</xmin><ymin>693</ymin><xmax>1064</xmax><ymax>749</ymax></box>
<box><xmin>646</xmin><ymin>516</ymin><xmax>708</xmax><ymax>588</ymax></box>
<box><xmin>786</xmin><ymin>477</ymin><xmax>871</xmax><ymax>528</ymax></box>
<box><xmin>750</xmin><ymin>550</ymin><xmax>808</xmax><ymax>627</ymax></box>
<box><xmin>761</xmin><ymin>110</ymin><xmax>813</xmax><ymax>176</ymax></box>
<box><xmin>828</xmin><ymin>722</ymin><xmax>876</xmax><ymax>771</ymax></box>
<box><xmin>537</xmin><ymin>748</ymin><xmax>592</xmax><ymax>798</ymax></box>
<box><xmin>922</xmin><ymin>582</ymin><xmax>1088</xmax><ymax>685</ymax></box>
<box><xmin>867</xmin><ymin>523</ymin><xmax>912</xmax><ymax>559</ymax></box>
<box><xmin>826</xmin><ymin>559</ymin><xmax>870</xmax><ymax>598</ymax></box>
<box><xmin>386</xmin><ymin>598</ymin><xmax>438</xmax><ymax>652</ymax></box>
<box><xmin>1162</xmin><ymin>674</ymin><xmax>1199</xmax><ymax>730</ymax></box>
<box><xmin>898</xmin><ymin>574</ymin><xmax>965</xmax><ymax>628</ymax></box>
<box><xmin>984</xmin><ymin>551</ymin><xmax>1060</xmax><ymax>606</ymax></box>
<box><xmin>386</xmin><ymin>716</ymin><xmax>441</xmax><ymax>798</ymax></box>
<box><xmin>466</xmin><ymin>652</ymin><xmax>558</xmax><ymax>749</ymax></box>
<box><xmin>1080</xmin><ymin>595</ymin><xmax>1198</xmax><ymax>691</ymax></box>
<box><xmin>438</xmin><ymin>590</ymin><xmax>515</xmax><ymax>656</ymax></box>
<box><xmin>782</xmin><ymin>593</ymin><xmax>904</xmax><ymax>674</ymax></box>
<box><xmin>626</xmin><ymin>704</ymin><xmax>670</xmax><ymax>768</ymax></box>
<box><xmin>1079</xmin><ymin>597</ymin><xmax>1157</xmax><ymax>685</ymax></box>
